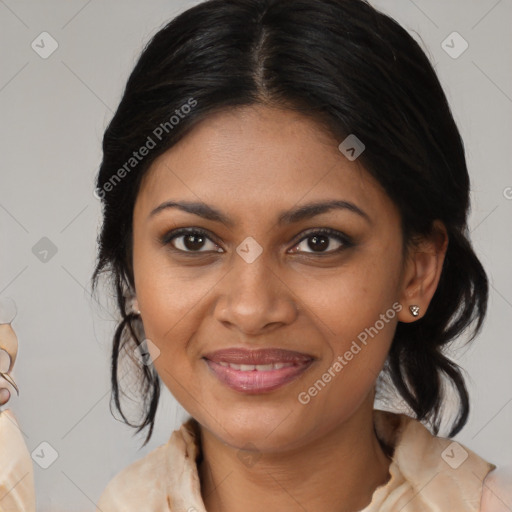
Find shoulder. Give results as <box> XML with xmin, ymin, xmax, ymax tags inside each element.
<box><xmin>376</xmin><ymin>410</ymin><xmax>497</xmax><ymax>511</ymax></box>
<box><xmin>480</xmin><ymin>466</ymin><xmax>512</xmax><ymax>512</ymax></box>
<box><xmin>95</xmin><ymin>418</ymin><xmax>201</xmax><ymax>512</ymax></box>
<box><xmin>95</xmin><ymin>442</ymin><xmax>171</xmax><ymax>511</ymax></box>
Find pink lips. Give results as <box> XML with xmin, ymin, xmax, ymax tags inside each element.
<box><xmin>203</xmin><ymin>348</ymin><xmax>314</xmax><ymax>394</ymax></box>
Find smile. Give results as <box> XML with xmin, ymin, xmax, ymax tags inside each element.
<box><xmin>203</xmin><ymin>348</ymin><xmax>315</xmax><ymax>394</ymax></box>
<box><xmin>217</xmin><ymin>362</ymin><xmax>295</xmax><ymax>371</ymax></box>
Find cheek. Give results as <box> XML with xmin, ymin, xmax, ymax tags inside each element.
<box><xmin>133</xmin><ymin>242</ymin><xmax>210</xmax><ymax>338</ymax></box>
<box><xmin>132</xmin><ymin>248</ymin><xmax>217</xmax><ymax>389</ymax></box>
<box><xmin>135</xmin><ymin>272</ymin><xmax>201</xmax><ymax>365</ymax></box>
<box><xmin>292</xmin><ymin>248</ymin><xmax>401</xmax><ymax>342</ymax></box>
<box><xmin>291</xmin><ymin>249</ymin><xmax>400</xmax><ymax>400</ymax></box>
<box><xmin>296</xmin><ymin>291</ymin><xmax>398</xmax><ymax>433</ymax></box>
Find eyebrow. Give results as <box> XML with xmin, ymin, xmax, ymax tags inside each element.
<box><xmin>149</xmin><ymin>199</ymin><xmax>371</xmax><ymax>226</ymax></box>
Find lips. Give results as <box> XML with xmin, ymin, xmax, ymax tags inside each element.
<box><xmin>203</xmin><ymin>348</ymin><xmax>315</xmax><ymax>393</ymax></box>
<box><xmin>203</xmin><ymin>348</ymin><xmax>313</xmax><ymax>365</ymax></box>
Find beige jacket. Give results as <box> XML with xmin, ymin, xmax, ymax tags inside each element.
<box><xmin>95</xmin><ymin>409</ymin><xmax>512</xmax><ymax>512</ymax></box>
<box><xmin>1</xmin><ymin>408</ymin><xmax>511</xmax><ymax>511</ymax></box>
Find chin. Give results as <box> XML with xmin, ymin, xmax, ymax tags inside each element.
<box><xmin>200</xmin><ymin>402</ymin><xmax>308</xmax><ymax>451</ymax></box>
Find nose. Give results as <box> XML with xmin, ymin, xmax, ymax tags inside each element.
<box><xmin>214</xmin><ymin>251</ymin><xmax>299</xmax><ymax>336</ymax></box>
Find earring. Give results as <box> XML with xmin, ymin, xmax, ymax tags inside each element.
<box><xmin>409</xmin><ymin>305</ymin><xmax>420</xmax><ymax>317</ymax></box>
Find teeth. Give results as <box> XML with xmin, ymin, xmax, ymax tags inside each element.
<box><xmin>217</xmin><ymin>362</ymin><xmax>295</xmax><ymax>371</ymax></box>
<box><xmin>254</xmin><ymin>364</ymin><xmax>274</xmax><ymax>371</ymax></box>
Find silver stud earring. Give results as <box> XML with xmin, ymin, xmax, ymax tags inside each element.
<box><xmin>409</xmin><ymin>305</ymin><xmax>420</xmax><ymax>317</ymax></box>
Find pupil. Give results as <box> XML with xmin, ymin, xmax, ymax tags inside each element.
<box><xmin>185</xmin><ymin>234</ymin><xmax>204</xmax><ymax>251</ymax></box>
<box><xmin>309</xmin><ymin>235</ymin><xmax>328</xmax><ymax>252</ymax></box>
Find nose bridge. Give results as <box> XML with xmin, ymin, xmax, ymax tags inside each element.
<box><xmin>230</xmin><ymin>230</ymin><xmax>273</xmax><ymax>291</ymax></box>
<box><xmin>230</xmin><ymin>246</ymin><xmax>276</xmax><ymax>306</ymax></box>
<box><xmin>215</xmin><ymin>244</ymin><xmax>297</xmax><ymax>333</ymax></box>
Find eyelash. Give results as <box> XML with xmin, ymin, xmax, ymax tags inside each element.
<box><xmin>160</xmin><ymin>227</ymin><xmax>354</xmax><ymax>256</ymax></box>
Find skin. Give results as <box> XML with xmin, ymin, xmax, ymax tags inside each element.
<box><xmin>0</xmin><ymin>323</ymin><xmax>19</xmax><ymax>407</ymax></box>
<box><xmin>131</xmin><ymin>105</ymin><xmax>448</xmax><ymax>512</ymax></box>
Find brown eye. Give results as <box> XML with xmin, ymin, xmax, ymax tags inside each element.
<box><xmin>161</xmin><ymin>228</ymin><xmax>222</xmax><ymax>253</ymax></box>
<box><xmin>290</xmin><ymin>228</ymin><xmax>353</xmax><ymax>255</ymax></box>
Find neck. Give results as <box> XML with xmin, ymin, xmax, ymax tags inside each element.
<box><xmin>198</xmin><ymin>400</ymin><xmax>392</xmax><ymax>512</ymax></box>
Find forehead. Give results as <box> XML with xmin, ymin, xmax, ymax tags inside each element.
<box><xmin>135</xmin><ymin>105</ymin><xmax>396</xmax><ymax>225</ymax></box>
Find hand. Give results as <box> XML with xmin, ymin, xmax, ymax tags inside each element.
<box><xmin>0</xmin><ymin>300</ymin><xmax>35</xmax><ymax>512</ymax></box>
<box><xmin>0</xmin><ymin>322</ymin><xmax>19</xmax><ymax>408</ymax></box>
<box><xmin>0</xmin><ymin>386</ymin><xmax>10</xmax><ymax>406</ymax></box>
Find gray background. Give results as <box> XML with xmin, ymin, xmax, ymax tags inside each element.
<box><xmin>1</xmin><ymin>0</ymin><xmax>511</xmax><ymax>510</ymax></box>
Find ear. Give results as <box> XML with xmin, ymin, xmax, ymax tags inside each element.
<box><xmin>397</xmin><ymin>220</ymin><xmax>448</xmax><ymax>323</ymax></box>
<box><xmin>128</xmin><ymin>295</ymin><xmax>140</xmax><ymax>314</ymax></box>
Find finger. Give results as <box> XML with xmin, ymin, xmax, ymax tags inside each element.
<box><xmin>0</xmin><ymin>373</ymin><xmax>19</xmax><ymax>395</ymax></box>
<box><xmin>0</xmin><ymin>387</ymin><xmax>10</xmax><ymax>406</ymax></box>
<box><xmin>0</xmin><ymin>324</ymin><xmax>18</xmax><ymax>371</ymax></box>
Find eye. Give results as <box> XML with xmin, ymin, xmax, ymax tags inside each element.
<box><xmin>160</xmin><ymin>227</ymin><xmax>353</xmax><ymax>256</ymax></box>
<box><xmin>161</xmin><ymin>228</ymin><xmax>222</xmax><ymax>253</ymax></box>
<box><xmin>289</xmin><ymin>228</ymin><xmax>353</xmax><ymax>255</ymax></box>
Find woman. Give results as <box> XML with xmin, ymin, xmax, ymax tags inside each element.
<box><xmin>90</xmin><ymin>0</ymin><xmax>512</xmax><ymax>510</ymax></box>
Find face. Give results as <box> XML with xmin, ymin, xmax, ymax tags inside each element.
<box><xmin>131</xmin><ymin>105</ymin><xmax>410</xmax><ymax>452</ymax></box>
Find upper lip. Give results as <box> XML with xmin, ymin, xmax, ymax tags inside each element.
<box><xmin>203</xmin><ymin>348</ymin><xmax>314</xmax><ymax>365</ymax></box>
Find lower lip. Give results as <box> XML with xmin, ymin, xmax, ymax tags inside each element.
<box><xmin>204</xmin><ymin>359</ymin><xmax>314</xmax><ymax>394</ymax></box>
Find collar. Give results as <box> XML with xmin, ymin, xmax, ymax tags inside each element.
<box><xmin>166</xmin><ymin>409</ymin><xmax>495</xmax><ymax>512</ymax></box>
<box><xmin>97</xmin><ymin>408</ymin><xmax>495</xmax><ymax>512</ymax></box>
